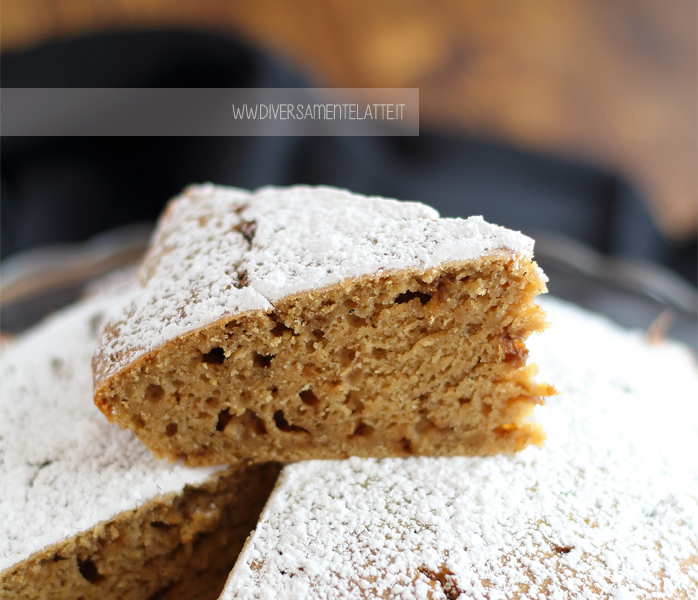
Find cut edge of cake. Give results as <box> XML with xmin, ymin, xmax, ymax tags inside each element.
<box><xmin>1</xmin><ymin>465</ymin><xmax>280</xmax><ymax>600</ymax></box>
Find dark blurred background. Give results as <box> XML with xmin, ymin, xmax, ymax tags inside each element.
<box><xmin>1</xmin><ymin>0</ymin><xmax>696</xmax><ymax>347</ymax></box>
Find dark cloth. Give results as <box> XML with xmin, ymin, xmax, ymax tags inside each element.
<box><xmin>2</xmin><ymin>30</ymin><xmax>695</xmax><ymax>284</ymax></box>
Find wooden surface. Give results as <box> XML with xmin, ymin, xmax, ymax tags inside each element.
<box><xmin>2</xmin><ymin>0</ymin><xmax>696</xmax><ymax>239</ymax></box>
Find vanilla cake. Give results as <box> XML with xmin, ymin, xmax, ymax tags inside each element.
<box><xmin>93</xmin><ymin>185</ymin><xmax>554</xmax><ymax>466</ymax></box>
<box><xmin>0</xmin><ymin>284</ymin><xmax>280</xmax><ymax>600</ymax></box>
<box><xmin>222</xmin><ymin>298</ymin><xmax>698</xmax><ymax>599</ymax></box>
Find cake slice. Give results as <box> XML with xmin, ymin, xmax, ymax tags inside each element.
<box><xmin>0</xmin><ymin>281</ymin><xmax>280</xmax><ymax>600</ymax></box>
<box><xmin>93</xmin><ymin>184</ymin><xmax>554</xmax><ymax>466</ymax></box>
<box><xmin>221</xmin><ymin>299</ymin><xmax>698</xmax><ymax>600</ymax></box>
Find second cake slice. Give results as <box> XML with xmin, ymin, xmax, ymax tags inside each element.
<box><xmin>93</xmin><ymin>185</ymin><xmax>554</xmax><ymax>465</ymax></box>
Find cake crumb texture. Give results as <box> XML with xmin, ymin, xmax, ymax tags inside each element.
<box><xmin>94</xmin><ymin>185</ymin><xmax>552</xmax><ymax>465</ymax></box>
<box><xmin>222</xmin><ymin>298</ymin><xmax>698</xmax><ymax>600</ymax></box>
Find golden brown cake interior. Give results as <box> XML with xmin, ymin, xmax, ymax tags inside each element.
<box><xmin>0</xmin><ymin>463</ymin><xmax>280</xmax><ymax>600</ymax></box>
<box><xmin>95</xmin><ymin>256</ymin><xmax>554</xmax><ymax>466</ymax></box>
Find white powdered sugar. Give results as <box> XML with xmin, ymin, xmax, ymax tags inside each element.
<box><xmin>0</xmin><ymin>286</ymin><xmax>221</xmax><ymax>573</ymax></box>
<box><xmin>96</xmin><ymin>184</ymin><xmax>534</xmax><ymax>382</ymax></box>
<box><xmin>223</xmin><ymin>298</ymin><xmax>698</xmax><ymax>600</ymax></box>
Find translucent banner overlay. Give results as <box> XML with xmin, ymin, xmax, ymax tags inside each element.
<box><xmin>1</xmin><ymin>88</ymin><xmax>419</xmax><ymax>136</ymax></box>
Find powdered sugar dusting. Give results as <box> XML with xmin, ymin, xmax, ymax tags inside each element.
<box><xmin>94</xmin><ymin>185</ymin><xmax>534</xmax><ymax>384</ymax></box>
<box><xmin>0</xmin><ymin>285</ymin><xmax>221</xmax><ymax>573</ymax></box>
<box><xmin>223</xmin><ymin>298</ymin><xmax>698</xmax><ymax>599</ymax></box>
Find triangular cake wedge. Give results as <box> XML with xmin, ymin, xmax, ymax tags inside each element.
<box><xmin>0</xmin><ymin>280</ymin><xmax>279</xmax><ymax>600</ymax></box>
<box><xmin>220</xmin><ymin>299</ymin><xmax>698</xmax><ymax>600</ymax></box>
<box><xmin>93</xmin><ymin>185</ymin><xmax>554</xmax><ymax>466</ymax></box>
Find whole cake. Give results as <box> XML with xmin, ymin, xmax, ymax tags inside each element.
<box><xmin>221</xmin><ymin>298</ymin><xmax>698</xmax><ymax>599</ymax></box>
<box><xmin>0</xmin><ymin>280</ymin><xmax>280</xmax><ymax>600</ymax></box>
<box><xmin>93</xmin><ymin>185</ymin><xmax>554</xmax><ymax>466</ymax></box>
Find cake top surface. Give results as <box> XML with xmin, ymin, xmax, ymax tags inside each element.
<box><xmin>0</xmin><ymin>282</ymin><xmax>221</xmax><ymax>572</ymax></box>
<box><xmin>223</xmin><ymin>298</ymin><xmax>698</xmax><ymax>600</ymax></box>
<box><xmin>94</xmin><ymin>184</ymin><xmax>536</xmax><ymax>384</ymax></box>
